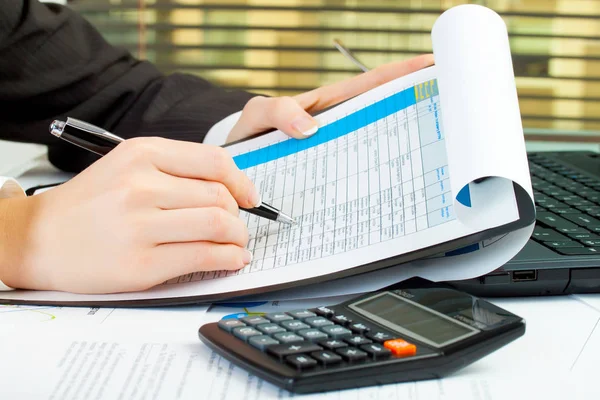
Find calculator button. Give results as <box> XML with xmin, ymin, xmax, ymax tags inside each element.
<box><xmin>287</xmin><ymin>310</ymin><xmax>317</xmax><ymax>320</ymax></box>
<box><xmin>267</xmin><ymin>342</ymin><xmax>322</xmax><ymax>358</ymax></box>
<box><xmin>305</xmin><ymin>316</ymin><xmax>334</xmax><ymax>328</ymax></box>
<box><xmin>265</xmin><ymin>313</ymin><xmax>293</xmax><ymax>323</ymax></box>
<box><xmin>273</xmin><ymin>332</ymin><xmax>305</xmax><ymax>344</ymax></box>
<box><xmin>232</xmin><ymin>326</ymin><xmax>262</xmax><ymax>342</ymax></box>
<box><xmin>217</xmin><ymin>319</ymin><xmax>246</xmax><ymax>332</ymax></box>
<box><xmin>248</xmin><ymin>335</ymin><xmax>279</xmax><ymax>351</ymax></box>
<box><xmin>321</xmin><ymin>325</ymin><xmax>353</xmax><ymax>339</ymax></box>
<box><xmin>345</xmin><ymin>335</ymin><xmax>372</xmax><ymax>346</ymax></box>
<box><xmin>336</xmin><ymin>347</ymin><xmax>368</xmax><ymax>362</ymax></box>
<box><xmin>286</xmin><ymin>354</ymin><xmax>318</xmax><ymax>369</ymax></box>
<box><xmin>313</xmin><ymin>306</ymin><xmax>335</xmax><ymax>317</ymax></box>
<box><xmin>310</xmin><ymin>350</ymin><xmax>342</xmax><ymax>365</ymax></box>
<box><xmin>348</xmin><ymin>323</ymin><xmax>370</xmax><ymax>334</ymax></box>
<box><xmin>331</xmin><ymin>315</ymin><xmax>352</xmax><ymax>325</ymax></box>
<box><xmin>366</xmin><ymin>331</ymin><xmax>394</xmax><ymax>343</ymax></box>
<box><xmin>241</xmin><ymin>316</ymin><xmax>270</xmax><ymax>326</ymax></box>
<box><xmin>383</xmin><ymin>339</ymin><xmax>417</xmax><ymax>357</ymax></box>
<box><xmin>280</xmin><ymin>320</ymin><xmax>310</xmax><ymax>332</ymax></box>
<box><xmin>298</xmin><ymin>329</ymin><xmax>329</xmax><ymax>341</ymax></box>
<box><xmin>256</xmin><ymin>323</ymin><xmax>286</xmax><ymax>335</ymax></box>
<box><xmin>318</xmin><ymin>339</ymin><xmax>349</xmax><ymax>350</ymax></box>
<box><xmin>360</xmin><ymin>343</ymin><xmax>392</xmax><ymax>359</ymax></box>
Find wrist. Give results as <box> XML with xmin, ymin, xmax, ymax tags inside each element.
<box><xmin>0</xmin><ymin>196</ymin><xmax>41</xmax><ymax>289</ymax></box>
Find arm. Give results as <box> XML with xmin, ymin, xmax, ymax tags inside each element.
<box><xmin>0</xmin><ymin>0</ymin><xmax>254</xmax><ymax>172</ymax></box>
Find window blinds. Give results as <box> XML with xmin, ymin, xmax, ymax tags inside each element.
<box><xmin>70</xmin><ymin>0</ymin><xmax>600</xmax><ymax>134</ymax></box>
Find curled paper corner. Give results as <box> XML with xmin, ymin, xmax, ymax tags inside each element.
<box><xmin>454</xmin><ymin>176</ymin><xmax>535</xmax><ymax>232</ymax></box>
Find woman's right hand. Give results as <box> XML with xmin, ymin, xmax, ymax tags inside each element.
<box><xmin>1</xmin><ymin>137</ymin><xmax>258</xmax><ymax>294</ymax></box>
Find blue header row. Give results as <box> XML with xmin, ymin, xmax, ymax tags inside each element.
<box><xmin>233</xmin><ymin>85</ymin><xmax>418</xmax><ymax>170</ymax></box>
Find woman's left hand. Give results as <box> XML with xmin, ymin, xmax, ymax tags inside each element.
<box><xmin>226</xmin><ymin>54</ymin><xmax>435</xmax><ymax>144</ymax></box>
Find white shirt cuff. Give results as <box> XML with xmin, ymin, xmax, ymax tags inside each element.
<box><xmin>0</xmin><ymin>177</ymin><xmax>25</xmax><ymax>200</ymax></box>
<box><xmin>0</xmin><ymin>279</ymin><xmax>13</xmax><ymax>291</ymax></box>
<box><xmin>0</xmin><ymin>177</ymin><xmax>23</xmax><ymax>291</ymax></box>
<box><xmin>203</xmin><ymin>111</ymin><xmax>243</xmax><ymax>146</ymax></box>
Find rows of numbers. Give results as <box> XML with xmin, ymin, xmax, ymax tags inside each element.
<box><xmin>165</xmin><ymin>83</ymin><xmax>453</xmax><ymax>284</ymax></box>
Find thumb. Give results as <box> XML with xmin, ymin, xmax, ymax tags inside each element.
<box><xmin>228</xmin><ymin>96</ymin><xmax>319</xmax><ymax>143</ymax></box>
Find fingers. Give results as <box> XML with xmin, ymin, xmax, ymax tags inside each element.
<box><xmin>115</xmin><ymin>138</ymin><xmax>260</xmax><ymax>209</ymax></box>
<box><xmin>148</xmin><ymin>207</ymin><xmax>249</xmax><ymax>247</ymax></box>
<box><xmin>153</xmin><ymin>173</ymin><xmax>238</xmax><ymax>215</ymax></box>
<box><xmin>226</xmin><ymin>54</ymin><xmax>434</xmax><ymax>143</ymax></box>
<box><xmin>228</xmin><ymin>96</ymin><xmax>319</xmax><ymax>142</ymax></box>
<box><xmin>149</xmin><ymin>242</ymin><xmax>252</xmax><ymax>281</ymax></box>
<box><xmin>295</xmin><ymin>54</ymin><xmax>435</xmax><ymax>113</ymax></box>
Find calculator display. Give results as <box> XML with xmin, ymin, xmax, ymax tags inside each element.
<box><xmin>350</xmin><ymin>292</ymin><xmax>479</xmax><ymax>348</ymax></box>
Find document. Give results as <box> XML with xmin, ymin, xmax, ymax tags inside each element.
<box><xmin>0</xmin><ymin>304</ymin><xmax>115</xmax><ymax>325</ymax></box>
<box><xmin>0</xmin><ymin>5</ymin><xmax>534</xmax><ymax>306</ymax></box>
<box><xmin>1</xmin><ymin>295</ymin><xmax>599</xmax><ymax>399</ymax></box>
<box><xmin>569</xmin><ymin>310</ymin><xmax>600</xmax><ymax>378</ymax></box>
<box><xmin>1</xmin><ymin>335</ymin><xmax>541</xmax><ymax>400</ymax></box>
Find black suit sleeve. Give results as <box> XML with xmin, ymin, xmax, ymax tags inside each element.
<box><xmin>0</xmin><ymin>0</ymin><xmax>255</xmax><ymax>172</ymax></box>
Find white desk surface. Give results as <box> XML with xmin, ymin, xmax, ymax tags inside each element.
<box><xmin>1</xmin><ymin>140</ymin><xmax>600</xmax><ymax>399</ymax></box>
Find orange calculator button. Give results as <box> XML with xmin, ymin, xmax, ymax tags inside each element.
<box><xmin>384</xmin><ymin>339</ymin><xmax>417</xmax><ymax>357</ymax></box>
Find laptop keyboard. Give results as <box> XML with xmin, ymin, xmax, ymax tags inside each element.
<box><xmin>529</xmin><ymin>153</ymin><xmax>600</xmax><ymax>256</ymax></box>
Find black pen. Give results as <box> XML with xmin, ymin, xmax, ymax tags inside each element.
<box><xmin>49</xmin><ymin>117</ymin><xmax>296</xmax><ymax>225</ymax></box>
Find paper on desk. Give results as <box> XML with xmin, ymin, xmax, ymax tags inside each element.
<box><xmin>1</xmin><ymin>296</ymin><xmax>598</xmax><ymax>399</ymax></box>
<box><xmin>573</xmin><ymin>294</ymin><xmax>600</xmax><ymax>314</ymax></box>
<box><xmin>0</xmin><ymin>334</ymin><xmax>533</xmax><ymax>400</ymax></box>
<box><xmin>14</xmin><ymin>157</ymin><xmax>74</xmax><ymax>191</ymax></box>
<box><xmin>473</xmin><ymin>296</ymin><xmax>600</xmax><ymax>379</ymax></box>
<box><xmin>0</xmin><ymin>304</ymin><xmax>116</xmax><ymax>325</ymax></box>
<box><xmin>0</xmin><ymin>341</ymin><xmax>587</xmax><ymax>399</ymax></box>
<box><xmin>569</xmin><ymin>311</ymin><xmax>600</xmax><ymax>378</ymax></box>
<box><xmin>0</xmin><ymin>304</ymin><xmax>210</xmax><ymax>339</ymax></box>
<box><xmin>0</xmin><ymin>140</ymin><xmax>45</xmax><ymax>177</ymax></box>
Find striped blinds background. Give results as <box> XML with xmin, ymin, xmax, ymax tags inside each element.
<box><xmin>69</xmin><ymin>0</ymin><xmax>600</xmax><ymax>136</ymax></box>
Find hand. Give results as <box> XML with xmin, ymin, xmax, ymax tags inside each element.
<box><xmin>1</xmin><ymin>138</ymin><xmax>259</xmax><ymax>294</ymax></box>
<box><xmin>226</xmin><ymin>54</ymin><xmax>435</xmax><ymax>143</ymax></box>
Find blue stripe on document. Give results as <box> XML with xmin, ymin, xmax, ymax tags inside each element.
<box><xmin>233</xmin><ymin>86</ymin><xmax>417</xmax><ymax>170</ymax></box>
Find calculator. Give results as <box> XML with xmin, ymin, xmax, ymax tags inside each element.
<box><xmin>198</xmin><ymin>277</ymin><xmax>525</xmax><ymax>394</ymax></box>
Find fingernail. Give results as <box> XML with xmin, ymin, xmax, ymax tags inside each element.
<box><xmin>248</xmin><ymin>186</ymin><xmax>261</xmax><ymax>207</ymax></box>
<box><xmin>243</xmin><ymin>250</ymin><xmax>253</xmax><ymax>265</ymax></box>
<box><xmin>291</xmin><ymin>116</ymin><xmax>318</xmax><ymax>136</ymax></box>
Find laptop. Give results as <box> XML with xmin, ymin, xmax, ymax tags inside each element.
<box><xmin>449</xmin><ymin>151</ymin><xmax>600</xmax><ymax>297</ymax></box>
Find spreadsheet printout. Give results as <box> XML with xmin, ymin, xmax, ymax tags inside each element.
<box><xmin>176</xmin><ymin>77</ymin><xmax>454</xmax><ymax>284</ymax></box>
<box><xmin>244</xmin><ymin>81</ymin><xmax>447</xmax><ymax>272</ymax></box>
